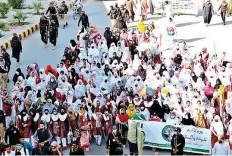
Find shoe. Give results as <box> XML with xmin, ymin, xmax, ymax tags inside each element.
<box><xmin>63</xmin><ymin>25</ymin><xmax>65</xmax><ymax>29</ymax></box>
<box><xmin>7</xmin><ymin>79</ymin><xmax>10</xmax><ymax>83</ymax></box>
<box><xmin>16</xmin><ymin>62</ymin><xmax>20</xmax><ymax>67</ymax></box>
<box><xmin>66</xmin><ymin>23</ymin><xmax>68</xmax><ymax>26</ymax></box>
<box><xmin>86</xmin><ymin>148</ymin><xmax>89</xmax><ymax>151</ymax></box>
<box><xmin>44</xmin><ymin>44</ymin><xmax>47</xmax><ymax>48</ymax></box>
<box><xmin>52</xmin><ymin>46</ymin><xmax>56</xmax><ymax>50</ymax></box>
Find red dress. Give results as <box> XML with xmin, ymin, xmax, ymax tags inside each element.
<box><xmin>50</xmin><ymin>114</ymin><xmax>60</xmax><ymax>136</ymax></box>
<box><xmin>68</xmin><ymin>113</ymin><xmax>78</xmax><ymax>133</ymax></box>
<box><xmin>58</xmin><ymin>113</ymin><xmax>69</xmax><ymax>138</ymax></box>
<box><xmin>16</xmin><ymin>115</ymin><xmax>32</xmax><ymax>138</ymax></box>
<box><xmin>102</xmin><ymin>114</ymin><xmax>113</xmax><ymax>135</ymax></box>
<box><xmin>91</xmin><ymin>113</ymin><xmax>103</xmax><ymax>136</ymax></box>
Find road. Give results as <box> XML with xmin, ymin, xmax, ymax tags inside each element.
<box><xmin>5</xmin><ymin>0</ymin><xmax>232</xmax><ymax>155</ymax></box>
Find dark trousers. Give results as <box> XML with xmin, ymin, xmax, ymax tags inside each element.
<box><xmin>82</xmin><ymin>24</ymin><xmax>88</xmax><ymax>30</ymax></box>
<box><xmin>204</xmin><ymin>14</ymin><xmax>212</xmax><ymax>24</ymax></box>
<box><xmin>221</xmin><ymin>11</ymin><xmax>226</xmax><ymax>24</ymax></box>
<box><xmin>40</xmin><ymin>29</ymin><xmax>48</xmax><ymax>44</ymax></box>
<box><xmin>49</xmin><ymin>30</ymin><xmax>57</xmax><ymax>46</ymax></box>
<box><xmin>12</xmin><ymin>49</ymin><xmax>20</xmax><ymax>63</ymax></box>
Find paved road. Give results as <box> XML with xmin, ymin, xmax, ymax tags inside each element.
<box><xmin>5</xmin><ymin>0</ymin><xmax>232</xmax><ymax>155</ymax></box>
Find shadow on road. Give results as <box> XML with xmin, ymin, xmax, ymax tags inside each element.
<box><xmin>209</xmin><ymin>20</ymin><xmax>232</xmax><ymax>26</ymax></box>
<box><xmin>175</xmin><ymin>37</ymin><xmax>205</xmax><ymax>43</ymax></box>
<box><xmin>176</xmin><ymin>21</ymin><xmax>201</xmax><ymax>27</ymax></box>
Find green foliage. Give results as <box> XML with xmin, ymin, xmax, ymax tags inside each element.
<box><xmin>33</xmin><ymin>2</ymin><xmax>43</xmax><ymax>14</ymax></box>
<box><xmin>8</xmin><ymin>0</ymin><xmax>24</xmax><ymax>9</ymax></box>
<box><xmin>13</xmin><ymin>11</ymin><xmax>27</xmax><ymax>23</ymax></box>
<box><xmin>0</xmin><ymin>2</ymin><xmax>10</xmax><ymax>18</ymax></box>
<box><xmin>0</xmin><ymin>21</ymin><xmax>7</xmax><ymax>37</ymax></box>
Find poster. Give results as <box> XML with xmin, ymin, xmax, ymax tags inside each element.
<box><xmin>129</xmin><ymin>121</ymin><xmax>211</xmax><ymax>154</ymax></box>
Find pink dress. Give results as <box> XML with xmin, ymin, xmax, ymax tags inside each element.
<box><xmin>80</xmin><ymin>120</ymin><xmax>90</xmax><ymax>149</ymax></box>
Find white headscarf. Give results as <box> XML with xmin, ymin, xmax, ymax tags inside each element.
<box><xmin>132</xmin><ymin>54</ymin><xmax>141</xmax><ymax>71</ymax></box>
<box><xmin>211</xmin><ymin>115</ymin><xmax>224</xmax><ymax>136</ymax></box>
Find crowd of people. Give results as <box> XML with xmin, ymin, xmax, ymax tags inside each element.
<box><xmin>0</xmin><ymin>0</ymin><xmax>232</xmax><ymax>155</ymax></box>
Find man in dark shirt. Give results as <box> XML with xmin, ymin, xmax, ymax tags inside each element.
<box><xmin>69</xmin><ymin>140</ymin><xmax>85</xmax><ymax>155</ymax></box>
<box><xmin>107</xmin><ymin>5</ymin><xmax>117</xmax><ymax>28</ymax></box>
<box><xmin>32</xmin><ymin>142</ymin><xmax>50</xmax><ymax>155</ymax></box>
<box><xmin>171</xmin><ymin>127</ymin><xmax>185</xmax><ymax>155</ymax></box>
<box><xmin>61</xmin><ymin>1</ymin><xmax>69</xmax><ymax>29</ymax></box>
<box><xmin>5</xmin><ymin>121</ymin><xmax>21</xmax><ymax>146</ymax></box>
<box><xmin>33</xmin><ymin>123</ymin><xmax>52</xmax><ymax>147</ymax></box>
<box><xmin>46</xmin><ymin>3</ymin><xmax>57</xmax><ymax>15</ymax></box>
<box><xmin>106</xmin><ymin>125</ymin><xmax>123</xmax><ymax>155</ymax></box>
<box><xmin>78</xmin><ymin>11</ymin><xmax>90</xmax><ymax>30</ymax></box>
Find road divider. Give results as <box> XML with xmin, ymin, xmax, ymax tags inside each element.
<box><xmin>0</xmin><ymin>24</ymin><xmax>40</xmax><ymax>49</ymax></box>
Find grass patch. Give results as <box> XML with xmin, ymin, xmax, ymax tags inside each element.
<box><xmin>8</xmin><ymin>21</ymin><xmax>29</xmax><ymax>26</ymax></box>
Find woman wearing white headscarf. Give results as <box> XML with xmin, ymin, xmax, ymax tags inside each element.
<box><xmin>93</xmin><ymin>93</ymin><xmax>105</xmax><ymax>108</ymax></box>
<box><xmin>108</xmin><ymin>43</ymin><xmax>118</xmax><ymax>58</ymax></box>
<box><xmin>211</xmin><ymin>115</ymin><xmax>224</xmax><ymax>148</ymax></box>
<box><xmin>125</xmin><ymin>64</ymin><xmax>135</xmax><ymax>76</ymax></box>
<box><xmin>74</xmin><ymin>79</ymin><xmax>87</xmax><ymax>99</ymax></box>
<box><xmin>133</xmin><ymin>54</ymin><xmax>141</xmax><ymax>71</ymax></box>
<box><xmin>27</xmin><ymin>72</ymin><xmax>36</xmax><ymax>88</ymax></box>
<box><xmin>110</xmin><ymin>72</ymin><xmax>121</xmax><ymax>86</ymax></box>
<box><xmin>121</xmin><ymin>47</ymin><xmax>131</xmax><ymax>64</ymax></box>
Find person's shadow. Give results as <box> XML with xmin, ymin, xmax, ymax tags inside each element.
<box><xmin>209</xmin><ymin>20</ymin><xmax>232</xmax><ymax>26</ymax></box>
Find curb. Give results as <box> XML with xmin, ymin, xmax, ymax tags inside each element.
<box><xmin>0</xmin><ymin>23</ymin><xmax>40</xmax><ymax>49</ymax></box>
<box><xmin>0</xmin><ymin>3</ymin><xmax>73</xmax><ymax>50</ymax></box>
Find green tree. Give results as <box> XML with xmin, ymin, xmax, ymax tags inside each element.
<box><xmin>33</xmin><ymin>2</ymin><xmax>43</xmax><ymax>15</ymax></box>
<box><xmin>0</xmin><ymin>2</ymin><xmax>10</xmax><ymax>18</ymax></box>
<box><xmin>8</xmin><ymin>0</ymin><xmax>24</xmax><ymax>9</ymax></box>
<box><xmin>13</xmin><ymin>11</ymin><xmax>27</xmax><ymax>24</ymax></box>
<box><xmin>0</xmin><ymin>21</ymin><xmax>6</xmax><ymax>37</ymax></box>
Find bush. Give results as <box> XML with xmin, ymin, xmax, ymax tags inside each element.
<box><xmin>13</xmin><ymin>11</ymin><xmax>27</xmax><ymax>23</ymax></box>
<box><xmin>0</xmin><ymin>2</ymin><xmax>10</xmax><ymax>18</ymax></box>
<box><xmin>8</xmin><ymin>0</ymin><xmax>24</xmax><ymax>9</ymax></box>
<box><xmin>0</xmin><ymin>21</ymin><xmax>7</xmax><ymax>37</ymax></box>
<box><xmin>33</xmin><ymin>2</ymin><xmax>43</xmax><ymax>14</ymax></box>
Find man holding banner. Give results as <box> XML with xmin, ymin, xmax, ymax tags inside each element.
<box><xmin>171</xmin><ymin>127</ymin><xmax>185</xmax><ymax>155</ymax></box>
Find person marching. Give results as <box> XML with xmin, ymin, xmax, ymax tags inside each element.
<box><xmin>46</xmin><ymin>2</ymin><xmax>57</xmax><ymax>15</ymax></box>
<box><xmin>171</xmin><ymin>127</ymin><xmax>185</xmax><ymax>155</ymax></box>
<box><xmin>218</xmin><ymin>0</ymin><xmax>228</xmax><ymax>25</ymax></box>
<box><xmin>61</xmin><ymin>1</ymin><xmax>69</xmax><ymax>29</ymax></box>
<box><xmin>120</xmin><ymin>5</ymin><xmax>129</xmax><ymax>24</ymax></box>
<box><xmin>78</xmin><ymin>11</ymin><xmax>90</xmax><ymax>30</ymax></box>
<box><xmin>49</xmin><ymin>15</ymin><xmax>59</xmax><ymax>50</ymax></box>
<box><xmin>107</xmin><ymin>5</ymin><xmax>117</xmax><ymax>29</ymax></box>
<box><xmin>39</xmin><ymin>13</ymin><xmax>49</xmax><ymax>48</ymax></box>
<box><xmin>203</xmin><ymin>0</ymin><xmax>214</xmax><ymax>26</ymax></box>
<box><xmin>11</xmin><ymin>33</ymin><xmax>22</xmax><ymax>67</ymax></box>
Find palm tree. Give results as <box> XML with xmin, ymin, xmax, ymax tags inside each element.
<box><xmin>32</xmin><ymin>2</ymin><xmax>43</xmax><ymax>15</ymax></box>
<box><xmin>0</xmin><ymin>22</ymin><xmax>6</xmax><ymax>37</ymax></box>
<box><xmin>13</xmin><ymin>11</ymin><xmax>27</xmax><ymax>24</ymax></box>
